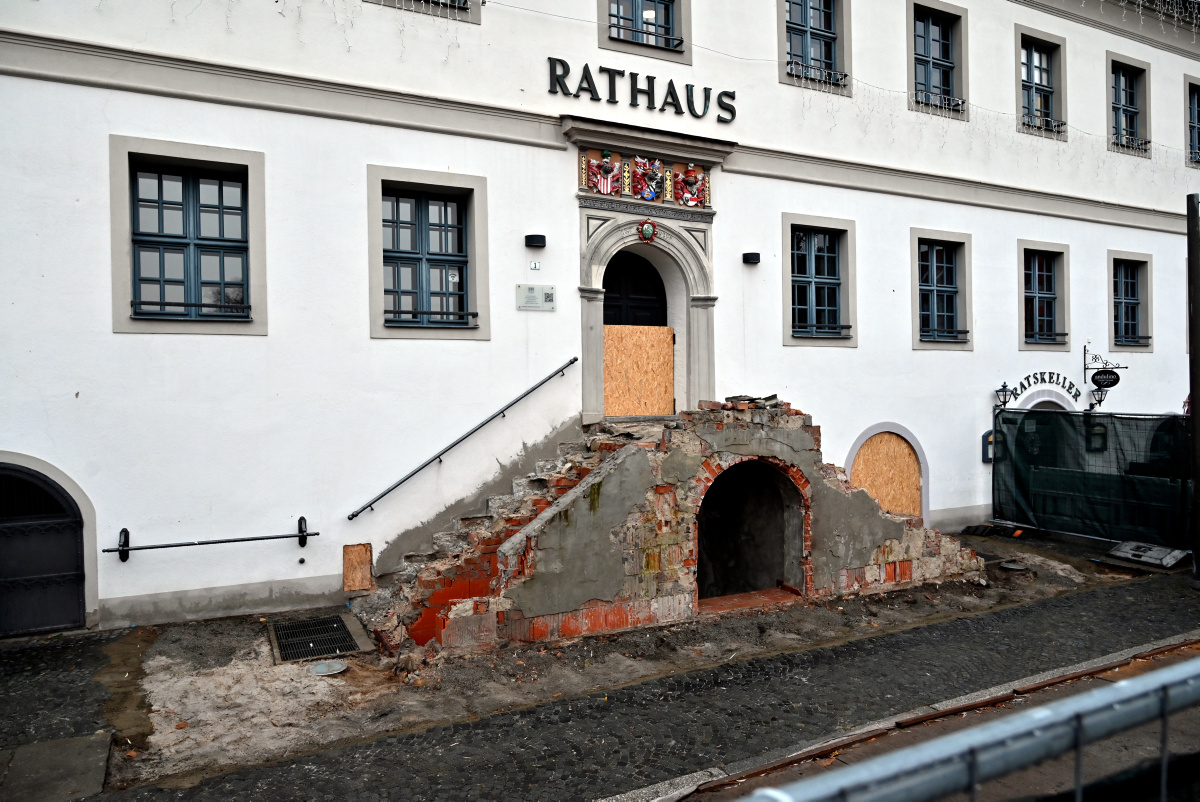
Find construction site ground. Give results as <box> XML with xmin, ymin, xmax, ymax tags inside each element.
<box><xmin>2</xmin><ymin>530</ymin><xmax>1198</xmax><ymax>800</ymax></box>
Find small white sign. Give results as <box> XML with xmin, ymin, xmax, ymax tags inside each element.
<box><xmin>529</xmin><ymin>260</ymin><xmax>541</xmax><ymax>271</ymax></box>
<box><xmin>516</xmin><ymin>284</ymin><xmax>556</xmax><ymax>312</ymax></box>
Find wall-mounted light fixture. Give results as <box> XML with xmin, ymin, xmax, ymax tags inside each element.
<box><xmin>525</xmin><ymin>234</ymin><xmax>546</xmax><ymax>248</ymax></box>
<box><xmin>1089</xmin><ymin>386</ymin><xmax>1108</xmax><ymax>410</ymax></box>
<box><xmin>742</xmin><ymin>252</ymin><xmax>760</xmax><ymax>265</ymax></box>
<box><xmin>994</xmin><ymin>382</ymin><xmax>1014</xmax><ymax>407</ymax></box>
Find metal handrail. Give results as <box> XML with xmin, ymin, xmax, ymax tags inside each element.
<box><xmin>745</xmin><ymin>656</ymin><xmax>1200</xmax><ymax>802</ymax></box>
<box><xmin>347</xmin><ymin>356</ymin><xmax>579</xmax><ymax>520</ymax></box>
<box><xmin>103</xmin><ymin>517</ymin><xmax>316</xmax><ymax>562</ymax></box>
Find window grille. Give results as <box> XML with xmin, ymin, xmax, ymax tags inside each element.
<box><xmin>1190</xmin><ymin>86</ymin><xmax>1200</xmax><ymax>163</ymax></box>
<box><xmin>1024</xmin><ymin>251</ymin><xmax>1065</xmax><ymax>343</ymax></box>
<box><xmin>1111</xmin><ymin>64</ymin><xmax>1148</xmax><ymax>150</ymax></box>
<box><xmin>382</xmin><ymin>193</ymin><xmax>472</xmax><ymax>327</ymax></box>
<box><xmin>785</xmin><ymin>0</ymin><xmax>846</xmax><ymax>85</ymax></box>
<box><xmin>791</xmin><ymin>228</ymin><xmax>849</xmax><ymax>338</ymax></box>
<box><xmin>1020</xmin><ymin>41</ymin><xmax>1065</xmax><ymax>132</ymax></box>
<box><xmin>608</xmin><ymin>0</ymin><xmax>681</xmax><ymax>51</ymax></box>
<box><xmin>1114</xmin><ymin>260</ymin><xmax>1149</xmax><ymax>345</ymax></box>
<box><xmin>130</xmin><ymin>164</ymin><xmax>250</xmax><ymax>319</ymax></box>
<box><xmin>918</xmin><ymin>241</ymin><xmax>966</xmax><ymax>341</ymax></box>
<box><xmin>913</xmin><ymin>9</ymin><xmax>963</xmax><ymax>110</ymax></box>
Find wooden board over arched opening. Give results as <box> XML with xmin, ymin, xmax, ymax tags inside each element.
<box><xmin>850</xmin><ymin>432</ymin><xmax>922</xmax><ymax>517</ymax></box>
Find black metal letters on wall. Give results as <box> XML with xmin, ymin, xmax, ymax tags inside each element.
<box><xmin>548</xmin><ymin>57</ymin><xmax>736</xmax><ymax>124</ymax></box>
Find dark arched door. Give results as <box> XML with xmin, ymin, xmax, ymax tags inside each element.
<box><xmin>0</xmin><ymin>465</ymin><xmax>85</xmax><ymax>637</ymax></box>
<box><xmin>697</xmin><ymin>462</ymin><xmax>803</xmax><ymax>599</ymax></box>
<box><xmin>602</xmin><ymin>251</ymin><xmax>674</xmax><ymax>416</ymax></box>
<box><xmin>603</xmin><ymin>252</ymin><xmax>667</xmax><ymax>326</ymax></box>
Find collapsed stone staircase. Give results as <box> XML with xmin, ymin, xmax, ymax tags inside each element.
<box><xmin>365</xmin><ymin>403</ymin><xmax>982</xmax><ymax>654</ymax></box>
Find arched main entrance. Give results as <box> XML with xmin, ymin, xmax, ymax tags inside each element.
<box><xmin>602</xmin><ymin>250</ymin><xmax>674</xmax><ymax>416</ymax></box>
<box><xmin>0</xmin><ymin>464</ymin><xmax>86</xmax><ymax>636</ymax></box>
<box><xmin>696</xmin><ymin>461</ymin><xmax>805</xmax><ymax>599</ymax></box>
<box><xmin>579</xmin><ymin>215</ymin><xmax>716</xmax><ymax>423</ymax></box>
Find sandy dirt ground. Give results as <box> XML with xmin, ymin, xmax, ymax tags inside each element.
<box><xmin>105</xmin><ymin>533</ymin><xmax>1138</xmax><ymax>790</ymax></box>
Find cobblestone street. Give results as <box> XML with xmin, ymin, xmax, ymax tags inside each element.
<box><xmin>78</xmin><ymin>572</ymin><xmax>1199</xmax><ymax>801</ymax></box>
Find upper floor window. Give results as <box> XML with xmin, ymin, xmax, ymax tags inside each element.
<box><xmin>1021</xmin><ymin>42</ymin><xmax>1064</xmax><ymax>132</ymax></box>
<box><xmin>918</xmin><ymin>240</ymin><xmax>965</xmax><ymax>341</ymax></box>
<box><xmin>1024</xmin><ymin>251</ymin><xmax>1064</xmax><ymax>344</ymax></box>
<box><xmin>609</xmin><ymin>0</ymin><xmax>681</xmax><ymax>51</ymax></box>
<box><xmin>130</xmin><ymin>163</ymin><xmax>249</xmax><ymax>320</ymax></box>
<box><xmin>913</xmin><ymin>9</ymin><xmax>962</xmax><ymax>110</ymax></box>
<box><xmin>1113</xmin><ymin>259</ymin><xmax>1148</xmax><ymax>346</ymax></box>
<box><xmin>1112</xmin><ymin>63</ymin><xmax>1148</xmax><ymax>151</ymax></box>
<box><xmin>382</xmin><ymin>193</ymin><xmax>473</xmax><ymax>327</ymax></box>
<box><xmin>1189</xmin><ymin>85</ymin><xmax>1200</xmax><ymax>163</ymax></box>
<box><xmin>791</xmin><ymin>227</ymin><xmax>848</xmax><ymax>338</ymax></box>
<box><xmin>785</xmin><ymin>1</ymin><xmax>843</xmax><ymax>84</ymax></box>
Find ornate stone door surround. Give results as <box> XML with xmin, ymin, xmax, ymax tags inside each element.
<box><xmin>563</xmin><ymin>117</ymin><xmax>735</xmax><ymax>423</ymax></box>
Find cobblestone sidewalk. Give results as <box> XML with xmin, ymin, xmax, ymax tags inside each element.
<box><xmin>98</xmin><ymin>573</ymin><xmax>1200</xmax><ymax>801</ymax></box>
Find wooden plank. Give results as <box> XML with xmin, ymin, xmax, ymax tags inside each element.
<box><xmin>850</xmin><ymin>432</ymin><xmax>922</xmax><ymax>517</ymax></box>
<box><xmin>343</xmin><ymin>543</ymin><xmax>374</xmax><ymax>592</ymax></box>
<box><xmin>604</xmin><ymin>325</ymin><xmax>674</xmax><ymax>416</ymax></box>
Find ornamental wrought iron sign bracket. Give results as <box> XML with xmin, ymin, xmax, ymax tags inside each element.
<box><xmin>1083</xmin><ymin>344</ymin><xmax>1127</xmax><ymax>390</ymax></box>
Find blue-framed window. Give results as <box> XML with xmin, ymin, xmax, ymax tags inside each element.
<box><xmin>1189</xmin><ymin>85</ymin><xmax>1200</xmax><ymax>162</ymax></box>
<box><xmin>382</xmin><ymin>192</ymin><xmax>472</xmax><ymax>327</ymax></box>
<box><xmin>609</xmin><ymin>0</ymin><xmax>680</xmax><ymax>50</ymax></box>
<box><xmin>1112</xmin><ymin>63</ymin><xmax>1146</xmax><ymax>149</ymax></box>
<box><xmin>918</xmin><ymin>240</ymin><xmax>966</xmax><ymax>341</ymax></box>
<box><xmin>791</xmin><ymin>227</ymin><xmax>848</xmax><ymax>337</ymax></box>
<box><xmin>130</xmin><ymin>163</ymin><xmax>249</xmax><ymax>319</ymax></box>
<box><xmin>785</xmin><ymin>0</ymin><xmax>843</xmax><ymax>84</ymax></box>
<box><xmin>1114</xmin><ymin>260</ymin><xmax>1148</xmax><ymax>346</ymax></box>
<box><xmin>1021</xmin><ymin>41</ymin><xmax>1063</xmax><ymax>131</ymax></box>
<box><xmin>1024</xmin><ymin>251</ymin><xmax>1064</xmax><ymax>343</ymax></box>
<box><xmin>913</xmin><ymin>8</ymin><xmax>962</xmax><ymax>109</ymax></box>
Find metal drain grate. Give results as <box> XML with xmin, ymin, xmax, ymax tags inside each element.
<box><xmin>269</xmin><ymin>615</ymin><xmax>363</xmax><ymax>662</ymax></box>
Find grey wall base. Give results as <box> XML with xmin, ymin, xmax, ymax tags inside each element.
<box><xmin>98</xmin><ymin>573</ymin><xmax>345</xmax><ymax>629</ymax></box>
<box><xmin>928</xmin><ymin>503</ymin><xmax>993</xmax><ymax>534</ymax></box>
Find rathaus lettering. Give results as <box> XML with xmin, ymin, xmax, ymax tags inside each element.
<box><xmin>547</xmin><ymin>57</ymin><xmax>736</xmax><ymax>123</ymax></box>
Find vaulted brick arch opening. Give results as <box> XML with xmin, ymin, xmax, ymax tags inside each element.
<box><xmin>694</xmin><ymin>457</ymin><xmax>810</xmax><ymax>600</ymax></box>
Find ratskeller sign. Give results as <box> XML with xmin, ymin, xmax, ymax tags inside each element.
<box><xmin>1007</xmin><ymin>371</ymin><xmax>1082</xmax><ymax>403</ymax></box>
<box><xmin>548</xmin><ymin>57</ymin><xmax>736</xmax><ymax>123</ymax></box>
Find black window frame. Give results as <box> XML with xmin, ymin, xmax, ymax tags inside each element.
<box><xmin>1189</xmin><ymin>84</ymin><xmax>1200</xmax><ymax>163</ymax></box>
<box><xmin>1020</xmin><ymin>40</ymin><xmax>1065</xmax><ymax>132</ymax></box>
<box><xmin>785</xmin><ymin>0</ymin><xmax>844</xmax><ymax>85</ymax></box>
<box><xmin>381</xmin><ymin>190</ymin><xmax>474</xmax><ymax>328</ymax></box>
<box><xmin>913</xmin><ymin>7</ymin><xmax>963</xmax><ymax>110</ymax></box>
<box><xmin>791</xmin><ymin>227</ymin><xmax>850</xmax><ymax>338</ymax></box>
<box><xmin>1112</xmin><ymin>62</ymin><xmax>1148</xmax><ymax>151</ymax></box>
<box><xmin>1024</xmin><ymin>250</ymin><xmax>1066</xmax><ymax>344</ymax></box>
<box><xmin>918</xmin><ymin>240</ymin><xmax>967</xmax><ymax>341</ymax></box>
<box><xmin>129</xmin><ymin>159</ymin><xmax>250</xmax><ymax>321</ymax></box>
<box><xmin>608</xmin><ymin>0</ymin><xmax>682</xmax><ymax>51</ymax></box>
<box><xmin>1113</xmin><ymin>259</ymin><xmax>1149</xmax><ymax>346</ymax></box>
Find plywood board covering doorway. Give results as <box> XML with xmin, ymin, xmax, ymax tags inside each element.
<box><xmin>604</xmin><ymin>325</ymin><xmax>674</xmax><ymax>416</ymax></box>
<box><xmin>850</xmin><ymin>432</ymin><xmax>922</xmax><ymax>517</ymax></box>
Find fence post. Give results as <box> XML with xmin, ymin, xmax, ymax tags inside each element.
<box><xmin>1188</xmin><ymin>194</ymin><xmax>1200</xmax><ymax>590</ymax></box>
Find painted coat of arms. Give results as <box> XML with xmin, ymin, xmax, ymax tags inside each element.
<box><xmin>586</xmin><ymin>150</ymin><xmax>623</xmax><ymax>196</ymax></box>
<box><xmin>631</xmin><ymin>156</ymin><xmax>666</xmax><ymax>202</ymax></box>
<box><xmin>673</xmin><ymin>163</ymin><xmax>708</xmax><ymax>207</ymax></box>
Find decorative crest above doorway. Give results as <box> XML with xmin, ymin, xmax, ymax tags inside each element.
<box><xmin>580</xmin><ymin>148</ymin><xmax>712</xmax><ymax>208</ymax></box>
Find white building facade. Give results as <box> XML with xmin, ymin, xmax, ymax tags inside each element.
<box><xmin>1</xmin><ymin>0</ymin><xmax>1197</xmax><ymax>634</ymax></box>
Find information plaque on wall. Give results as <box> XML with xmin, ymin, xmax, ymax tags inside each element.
<box><xmin>516</xmin><ymin>284</ymin><xmax>556</xmax><ymax>312</ymax></box>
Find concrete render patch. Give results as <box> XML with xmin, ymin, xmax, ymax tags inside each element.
<box><xmin>0</xmin><ymin>733</ymin><xmax>109</xmax><ymax>801</ymax></box>
<box><xmin>597</xmin><ymin>626</ymin><xmax>1200</xmax><ymax>802</ymax></box>
<box><xmin>98</xmin><ymin>573</ymin><xmax>344</xmax><ymax>629</ymax></box>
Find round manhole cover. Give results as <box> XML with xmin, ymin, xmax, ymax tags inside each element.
<box><xmin>307</xmin><ymin>659</ymin><xmax>348</xmax><ymax>676</ymax></box>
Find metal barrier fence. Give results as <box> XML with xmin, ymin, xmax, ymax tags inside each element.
<box><xmin>744</xmin><ymin>656</ymin><xmax>1200</xmax><ymax>802</ymax></box>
